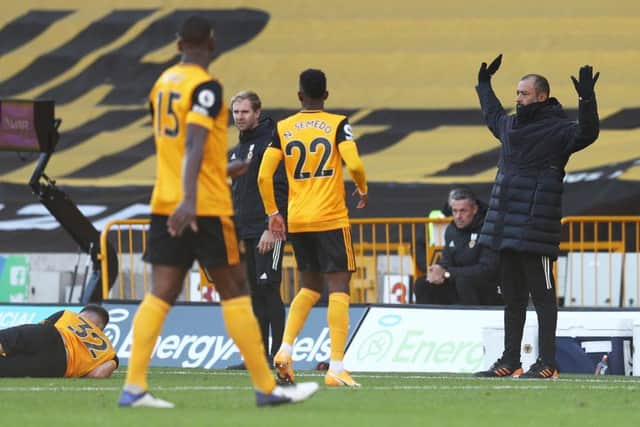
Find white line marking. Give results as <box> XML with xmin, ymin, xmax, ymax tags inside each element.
<box><xmin>2</xmin><ymin>384</ymin><xmax>640</xmax><ymax>392</ymax></box>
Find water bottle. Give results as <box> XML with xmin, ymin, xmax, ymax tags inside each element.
<box><xmin>594</xmin><ymin>354</ymin><xmax>608</xmax><ymax>375</ymax></box>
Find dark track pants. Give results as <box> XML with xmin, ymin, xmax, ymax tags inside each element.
<box><xmin>244</xmin><ymin>237</ymin><xmax>285</xmax><ymax>359</ymax></box>
<box><xmin>500</xmin><ymin>250</ymin><xmax>557</xmax><ymax>366</ymax></box>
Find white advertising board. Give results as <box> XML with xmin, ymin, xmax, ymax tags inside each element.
<box><xmin>344</xmin><ymin>306</ymin><xmax>640</xmax><ymax>373</ymax></box>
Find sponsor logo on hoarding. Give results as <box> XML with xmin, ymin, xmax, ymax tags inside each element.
<box><xmin>0</xmin><ymin>310</ymin><xmax>38</xmax><ymax>328</ymax></box>
<box><xmin>102</xmin><ymin>305</ymin><xmax>352</xmax><ymax>369</ymax></box>
<box><xmin>350</xmin><ymin>310</ymin><xmax>485</xmax><ymax>372</ymax></box>
<box><xmin>0</xmin><ymin>305</ymin><xmax>76</xmax><ymax>328</ymax></box>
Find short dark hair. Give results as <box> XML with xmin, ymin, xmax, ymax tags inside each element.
<box><xmin>448</xmin><ymin>186</ymin><xmax>477</xmax><ymax>205</ymax></box>
<box><xmin>178</xmin><ymin>15</ymin><xmax>213</xmax><ymax>45</ymax></box>
<box><xmin>231</xmin><ymin>90</ymin><xmax>261</xmax><ymax>111</ymax></box>
<box><xmin>520</xmin><ymin>74</ymin><xmax>550</xmax><ymax>97</ymax></box>
<box><xmin>299</xmin><ymin>69</ymin><xmax>327</xmax><ymax>99</ymax></box>
<box><xmin>81</xmin><ymin>304</ymin><xmax>110</xmax><ymax>326</ymax></box>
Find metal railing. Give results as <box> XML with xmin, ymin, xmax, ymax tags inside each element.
<box><xmin>99</xmin><ymin>217</ymin><xmax>450</xmax><ymax>303</ymax></box>
<box><xmin>559</xmin><ymin>216</ymin><xmax>640</xmax><ymax>307</ymax></box>
<box><xmin>99</xmin><ymin>216</ymin><xmax>640</xmax><ymax>307</ymax></box>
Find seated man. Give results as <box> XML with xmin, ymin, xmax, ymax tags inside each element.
<box><xmin>0</xmin><ymin>304</ymin><xmax>118</xmax><ymax>378</ymax></box>
<box><xmin>414</xmin><ymin>187</ymin><xmax>502</xmax><ymax>305</ymax></box>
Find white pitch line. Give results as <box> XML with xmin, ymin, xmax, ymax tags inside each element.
<box><xmin>142</xmin><ymin>371</ymin><xmax>640</xmax><ymax>385</ymax></box>
<box><xmin>2</xmin><ymin>384</ymin><xmax>640</xmax><ymax>392</ymax></box>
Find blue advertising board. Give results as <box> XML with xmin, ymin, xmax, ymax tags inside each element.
<box><xmin>0</xmin><ymin>304</ymin><xmax>75</xmax><ymax>328</ymax></box>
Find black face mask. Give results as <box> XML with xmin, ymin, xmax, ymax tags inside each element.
<box><xmin>515</xmin><ymin>100</ymin><xmax>547</xmax><ymax>124</ymax></box>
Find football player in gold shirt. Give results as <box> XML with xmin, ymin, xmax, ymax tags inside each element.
<box><xmin>258</xmin><ymin>69</ymin><xmax>368</xmax><ymax>387</ymax></box>
<box><xmin>0</xmin><ymin>304</ymin><xmax>117</xmax><ymax>378</ymax></box>
<box><xmin>118</xmin><ymin>16</ymin><xmax>318</xmax><ymax>408</ymax></box>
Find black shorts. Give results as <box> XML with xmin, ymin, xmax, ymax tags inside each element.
<box><xmin>144</xmin><ymin>215</ymin><xmax>240</xmax><ymax>269</ymax></box>
<box><xmin>0</xmin><ymin>324</ymin><xmax>67</xmax><ymax>377</ymax></box>
<box><xmin>289</xmin><ymin>227</ymin><xmax>356</xmax><ymax>273</ymax></box>
<box><xmin>244</xmin><ymin>237</ymin><xmax>285</xmax><ymax>286</ymax></box>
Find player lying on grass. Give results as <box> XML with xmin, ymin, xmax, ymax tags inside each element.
<box><xmin>0</xmin><ymin>304</ymin><xmax>118</xmax><ymax>378</ymax></box>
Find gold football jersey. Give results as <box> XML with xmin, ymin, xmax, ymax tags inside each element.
<box><xmin>148</xmin><ymin>63</ymin><xmax>232</xmax><ymax>216</ymax></box>
<box><xmin>54</xmin><ymin>310</ymin><xmax>117</xmax><ymax>378</ymax></box>
<box><xmin>272</xmin><ymin>110</ymin><xmax>357</xmax><ymax>232</ymax></box>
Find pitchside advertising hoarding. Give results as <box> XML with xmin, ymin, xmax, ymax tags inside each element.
<box><xmin>344</xmin><ymin>306</ymin><xmax>503</xmax><ymax>373</ymax></box>
<box><xmin>0</xmin><ymin>303</ymin><xmax>367</xmax><ymax>370</ymax></box>
<box><xmin>2</xmin><ymin>303</ymin><xmax>640</xmax><ymax>374</ymax></box>
<box><xmin>343</xmin><ymin>306</ymin><xmax>640</xmax><ymax>374</ymax></box>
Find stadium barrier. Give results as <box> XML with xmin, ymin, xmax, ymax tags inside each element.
<box><xmin>99</xmin><ymin>216</ymin><xmax>640</xmax><ymax>307</ymax></box>
<box><xmin>559</xmin><ymin>216</ymin><xmax>640</xmax><ymax>308</ymax></box>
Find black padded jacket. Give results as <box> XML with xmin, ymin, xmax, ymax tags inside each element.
<box><xmin>475</xmin><ymin>81</ymin><xmax>599</xmax><ymax>258</ymax></box>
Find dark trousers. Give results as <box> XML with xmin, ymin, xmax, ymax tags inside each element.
<box><xmin>244</xmin><ymin>237</ymin><xmax>285</xmax><ymax>359</ymax></box>
<box><xmin>0</xmin><ymin>324</ymin><xmax>67</xmax><ymax>377</ymax></box>
<box><xmin>413</xmin><ymin>276</ymin><xmax>457</xmax><ymax>305</ymax></box>
<box><xmin>500</xmin><ymin>250</ymin><xmax>557</xmax><ymax>366</ymax></box>
<box><xmin>455</xmin><ymin>277</ymin><xmax>504</xmax><ymax>306</ymax></box>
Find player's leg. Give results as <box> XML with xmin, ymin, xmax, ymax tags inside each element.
<box><xmin>119</xmin><ymin>215</ymin><xmax>191</xmax><ymax>408</ymax></box>
<box><xmin>520</xmin><ymin>253</ymin><xmax>559</xmax><ymax>379</ymax></box>
<box><xmin>199</xmin><ymin>218</ymin><xmax>272</xmax><ymax>392</ymax></box>
<box><xmin>212</xmin><ymin>262</ymin><xmax>317</xmax><ymax>406</ymax></box>
<box><xmin>273</xmin><ymin>233</ymin><xmax>322</xmax><ymax>383</ymax></box>
<box><xmin>207</xmin><ymin>261</ymin><xmax>281</xmax><ymax>392</ymax></box>
<box><xmin>320</xmin><ymin>227</ymin><xmax>360</xmax><ymax>387</ymax></box>
<box><xmin>201</xmin><ymin>217</ymin><xmax>317</xmax><ymax>405</ymax></box>
<box><xmin>246</xmin><ymin>238</ymin><xmax>271</xmax><ymax>359</ymax></box>
<box><xmin>0</xmin><ymin>324</ymin><xmax>66</xmax><ymax>377</ymax></box>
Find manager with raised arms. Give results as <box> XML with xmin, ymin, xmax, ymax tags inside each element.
<box><xmin>473</xmin><ymin>54</ymin><xmax>600</xmax><ymax>379</ymax></box>
<box><xmin>258</xmin><ymin>69</ymin><xmax>368</xmax><ymax>387</ymax></box>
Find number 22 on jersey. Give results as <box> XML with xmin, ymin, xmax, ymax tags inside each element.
<box><xmin>285</xmin><ymin>137</ymin><xmax>334</xmax><ymax>180</ymax></box>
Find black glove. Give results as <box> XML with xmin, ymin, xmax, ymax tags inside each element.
<box><xmin>571</xmin><ymin>65</ymin><xmax>599</xmax><ymax>100</ymax></box>
<box><xmin>478</xmin><ymin>54</ymin><xmax>502</xmax><ymax>83</ymax></box>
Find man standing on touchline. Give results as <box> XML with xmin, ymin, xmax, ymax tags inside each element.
<box><xmin>473</xmin><ymin>54</ymin><xmax>600</xmax><ymax>379</ymax></box>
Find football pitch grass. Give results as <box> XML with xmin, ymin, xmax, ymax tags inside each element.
<box><xmin>1</xmin><ymin>369</ymin><xmax>639</xmax><ymax>427</ymax></box>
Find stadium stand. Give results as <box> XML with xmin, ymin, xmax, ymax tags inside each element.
<box><xmin>1</xmin><ymin>1</ymin><xmax>640</xmax><ymax>305</ymax></box>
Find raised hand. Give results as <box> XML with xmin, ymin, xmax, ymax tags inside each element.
<box><xmin>478</xmin><ymin>54</ymin><xmax>503</xmax><ymax>83</ymax></box>
<box><xmin>571</xmin><ymin>65</ymin><xmax>600</xmax><ymax>100</ymax></box>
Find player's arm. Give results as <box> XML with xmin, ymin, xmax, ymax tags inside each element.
<box><xmin>257</xmin><ymin>132</ymin><xmax>286</xmax><ymax>238</ymax></box>
<box><xmin>167</xmin><ymin>80</ymin><xmax>223</xmax><ymax>237</ymax></box>
<box><xmin>84</xmin><ymin>359</ymin><xmax>117</xmax><ymax>379</ymax></box>
<box><xmin>257</xmin><ymin>146</ymin><xmax>283</xmax><ymax>215</ymax></box>
<box><xmin>336</xmin><ymin>119</ymin><xmax>368</xmax><ymax>208</ymax></box>
<box><xmin>167</xmin><ymin>124</ymin><xmax>207</xmax><ymax>236</ymax></box>
<box><xmin>41</xmin><ymin>310</ymin><xmax>64</xmax><ymax>325</ymax></box>
<box><xmin>228</xmin><ymin>158</ymin><xmax>251</xmax><ymax>178</ymax></box>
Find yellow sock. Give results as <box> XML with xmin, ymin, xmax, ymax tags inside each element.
<box><xmin>328</xmin><ymin>292</ymin><xmax>350</xmax><ymax>361</ymax></box>
<box><xmin>282</xmin><ymin>288</ymin><xmax>321</xmax><ymax>346</ymax></box>
<box><xmin>124</xmin><ymin>293</ymin><xmax>170</xmax><ymax>390</ymax></box>
<box><xmin>222</xmin><ymin>296</ymin><xmax>275</xmax><ymax>394</ymax></box>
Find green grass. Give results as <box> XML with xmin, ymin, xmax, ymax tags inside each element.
<box><xmin>1</xmin><ymin>369</ymin><xmax>639</xmax><ymax>427</ymax></box>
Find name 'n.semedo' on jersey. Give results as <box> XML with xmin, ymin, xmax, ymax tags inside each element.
<box><xmin>267</xmin><ymin>110</ymin><xmax>366</xmax><ymax>232</ymax></box>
